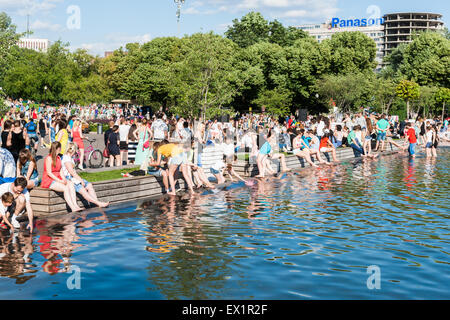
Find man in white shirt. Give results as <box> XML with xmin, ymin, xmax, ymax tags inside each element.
<box><xmin>0</xmin><ymin>148</ymin><xmax>16</xmax><ymax>179</ymax></box>
<box><xmin>316</xmin><ymin>117</ymin><xmax>325</xmax><ymax>139</ymax></box>
<box><xmin>151</xmin><ymin>113</ymin><xmax>168</xmax><ymax>141</ymax></box>
<box><xmin>0</xmin><ymin>177</ymin><xmax>34</xmax><ymax>232</ymax></box>
<box><xmin>119</xmin><ymin>118</ymin><xmax>131</xmax><ymax>165</ymax></box>
<box><xmin>357</xmin><ymin>113</ymin><xmax>367</xmax><ymax>129</ymax></box>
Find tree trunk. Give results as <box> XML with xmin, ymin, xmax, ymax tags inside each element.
<box><xmin>406</xmin><ymin>100</ymin><xmax>410</xmax><ymax>120</ymax></box>
<box><xmin>443</xmin><ymin>101</ymin><xmax>446</xmax><ymax>122</ymax></box>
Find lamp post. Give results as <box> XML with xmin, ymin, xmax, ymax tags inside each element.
<box><xmin>174</xmin><ymin>0</ymin><xmax>185</xmax><ymax>36</ymax></box>
<box><xmin>44</xmin><ymin>86</ymin><xmax>48</xmax><ymax>104</ymax></box>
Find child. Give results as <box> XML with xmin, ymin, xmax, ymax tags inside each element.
<box><xmin>319</xmin><ymin>130</ymin><xmax>339</xmax><ymax>162</ymax></box>
<box><xmin>425</xmin><ymin>125</ymin><xmax>435</xmax><ymax>158</ymax></box>
<box><xmin>404</xmin><ymin>123</ymin><xmax>417</xmax><ymax>158</ymax></box>
<box><xmin>0</xmin><ymin>192</ymin><xmax>15</xmax><ymax>231</ymax></box>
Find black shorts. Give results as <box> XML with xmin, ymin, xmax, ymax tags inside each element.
<box><xmin>39</xmin><ymin>130</ymin><xmax>46</xmax><ymax>137</ymax></box>
<box><xmin>6</xmin><ymin>200</ymin><xmax>17</xmax><ymax>221</ymax></box>
<box><xmin>119</xmin><ymin>141</ymin><xmax>128</xmax><ymax>151</ymax></box>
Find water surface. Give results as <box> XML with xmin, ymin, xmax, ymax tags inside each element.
<box><xmin>0</xmin><ymin>150</ymin><xmax>449</xmax><ymax>299</ymax></box>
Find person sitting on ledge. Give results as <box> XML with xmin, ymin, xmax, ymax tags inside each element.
<box><xmin>0</xmin><ymin>177</ymin><xmax>34</xmax><ymax>232</ymax></box>
<box><xmin>62</xmin><ymin>143</ymin><xmax>109</xmax><ymax>208</ymax></box>
<box><xmin>41</xmin><ymin>141</ymin><xmax>83</xmax><ymax>213</ymax></box>
<box><xmin>140</xmin><ymin>141</ymin><xmax>170</xmax><ymax>193</ymax></box>
<box><xmin>16</xmin><ymin>149</ymin><xmax>40</xmax><ymax>190</ymax></box>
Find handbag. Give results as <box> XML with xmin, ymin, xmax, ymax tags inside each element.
<box><xmin>142</xmin><ymin>131</ymin><xmax>150</xmax><ymax>151</ymax></box>
<box><xmin>103</xmin><ymin>140</ymin><xmax>110</xmax><ymax>158</ymax></box>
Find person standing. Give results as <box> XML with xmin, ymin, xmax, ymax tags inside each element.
<box><xmin>425</xmin><ymin>125</ymin><xmax>436</xmax><ymax>158</ymax></box>
<box><xmin>403</xmin><ymin>123</ymin><xmax>417</xmax><ymax>158</ymax></box>
<box><xmin>1</xmin><ymin>120</ymin><xmax>13</xmax><ymax>151</ymax></box>
<box><xmin>25</xmin><ymin>118</ymin><xmax>38</xmax><ymax>154</ymax></box>
<box><xmin>375</xmin><ymin>114</ymin><xmax>390</xmax><ymax>152</ymax></box>
<box><xmin>71</xmin><ymin>120</ymin><xmax>85</xmax><ymax>170</ymax></box>
<box><xmin>135</xmin><ymin>119</ymin><xmax>151</xmax><ymax>166</ymax></box>
<box><xmin>55</xmin><ymin>120</ymin><xmax>69</xmax><ymax>156</ymax></box>
<box><xmin>119</xmin><ymin>118</ymin><xmax>131</xmax><ymax>166</ymax></box>
<box><xmin>7</xmin><ymin>120</ymin><xmax>29</xmax><ymax>163</ymax></box>
<box><xmin>127</xmin><ymin>123</ymin><xmax>138</xmax><ymax>165</ymax></box>
<box><xmin>38</xmin><ymin>114</ymin><xmax>48</xmax><ymax>148</ymax></box>
<box><xmin>150</xmin><ymin>113</ymin><xmax>169</xmax><ymax>141</ymax></box>
<box><xmin>103</xmin><ymin>120</ymin><xmax>115</xmax><ymax>167</ymax></box>
<box><xmin>107</xmin><ymin>125</ymin><xmax>121</xmax><ymax>167</ymax></box>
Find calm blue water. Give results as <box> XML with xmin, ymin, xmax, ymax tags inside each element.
<box><xmin>0</xmin><ymin>149</ymin><xmax>449</xmax><ymax>300</ymax></box>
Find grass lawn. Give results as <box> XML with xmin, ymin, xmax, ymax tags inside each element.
<box><xmin>79</xmin><ymin>167</ymin><xmax>139</xmax><ymax>182</ymax></box>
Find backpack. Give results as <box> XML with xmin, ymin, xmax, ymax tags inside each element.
<box><xmin>26</xmin><ymin>121</ymin><xmax>36</xmax><ymax>132</ymax></box>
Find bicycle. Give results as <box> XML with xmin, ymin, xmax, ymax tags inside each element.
<box><xmin>73</xmin><ymin>138</ymin><xmax>104</xmax><ymax>169</ymax></box>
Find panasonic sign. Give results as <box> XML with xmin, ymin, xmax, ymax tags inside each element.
<box><xmin>331</xmin><ymin>17</ymin><xmax>384</xmax><ymax>28</ymax></box>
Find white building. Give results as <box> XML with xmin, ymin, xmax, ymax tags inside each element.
<box><xmin>18</xmin><ymin>38</ymin><xmax>51</xmax><ymax>53</ymax></box>
<box><xmin>297</xmin><ymin>22</ymin><xmax>385</xmax><ymax>70</ymax></box>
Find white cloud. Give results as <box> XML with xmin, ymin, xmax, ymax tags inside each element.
<box><xmin>183</xmin><ymin>0</ymin><xmax>340</xmax><ymax>23</ymax></box>
<box><xmin>0</xmin><ymin>0</ymin><xmax>64</xmax><ymax>16</ymax></box>
<box><xmin>217</xmin><ymin>22</ymin><xmax>232</xmax><ymax>31</ymax></box>
<box><xmin>31</xmin><ymin>19</ymin><xmax>62</xmax><ymax>31</ymax></box>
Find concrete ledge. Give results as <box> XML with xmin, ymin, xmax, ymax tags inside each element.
<box><xmin>30</xmin><ymin>142</ymin><xmax>405</xmax><ymax>217</ymax></box>
<box><xmin>31</xmin><ymin>175</ymin><xmax>186</xmax><ymax>217</ymax></box>
<box><xmin>234</xmin><ymin>144</ymin><xmax>402</xmax><ymax>177</ymax></box>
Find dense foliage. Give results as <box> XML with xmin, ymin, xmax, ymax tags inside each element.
<box><xmin>0</xmin><ymin>11</ymin><xmax>449</xmax><ymax>119</ymax></box>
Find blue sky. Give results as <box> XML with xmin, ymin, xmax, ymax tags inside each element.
<box><xmin>1</xmin><ymin>0</ymin><xmax>448</xmax><ymax>56</ymax></box>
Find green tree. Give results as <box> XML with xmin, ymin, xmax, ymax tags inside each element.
<box><xmin>440</xmin><ymin>27</ymin><xmax>450</xmax><ymax>40</ymax></box>
<box><xmin>321</xmin><ymin>31</ymin><xmax>377</xmax><ymax>74</ymax></box>
<box><xmin>435</xmin><ymin>87</ymin><xmax>450</xmax><ymax>121</ymax></box>
<box><xmin>123</xmin><ymin>37</ymin><xmax>182</xmax><ymax>109</ymax></box>
<box><xmin>372</xmin><ymin>77</ymin><xmax>398</xmax><ymax>114</ymax></box>
<box><xmin>416</xmin><ymin>86</ymin><xmax>437</xmax><ymax>118</ymax></box>
<box><xmin>0</xmin><ymin>12</ymin><xmax>24</xmax><ymax>84</ymax></box>
<box><xmin>285</xmin><ymin>37</ymin><xmax>331</xmax><ymax>112</ymax></box>
<box><xmin>396</xmin><ymin>80</ymin><xmax>420</xmax><ymax>119</ymax></box>
<box><xmin>399</xmin><ymin>32</ymin><xmax>450</xmax><ymax>87</ymax></box>
<box><xmin>315</xmin><ymin>73</ymin><xmax>374</xmax><ymax>112</ymax></box>
<box><xmin>168</xmin><ymin>33</ymin><xmax>241</xmax><ymax>119</ymax></box>
<box><xmin>268</xmin><ymin>20</ymin><xmax>308</xmax><ymax>47</ymax></box>
<box><xmin>252</xmin><ymin>88</ymin><xmax>291</xmax><ymax>117</ymax></box>
<box><xmin>225</xmin><ymin>12</ymin><xmax>270</xmax><ymax>48</ymax></box>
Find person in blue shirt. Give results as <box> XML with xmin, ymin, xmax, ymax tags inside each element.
<box><xmin>25</xmin><ymin>119</ymin><xmax>38</xmax><ymax>154</ymax></box>
<box><xmin>375</xmin><ymin>114</ymin><xmax>390</xmax><ymax>152</ymax></box>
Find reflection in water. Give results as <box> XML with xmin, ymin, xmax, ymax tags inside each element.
<box><xmin>0</xmin><ymin>232</ymin><xmax>35</xmax><ymax>284</ymax></box>
<box><xmin>0</xmin><ymin>150</ymin><xmax>449</xmax><ymax>299</ymax></box>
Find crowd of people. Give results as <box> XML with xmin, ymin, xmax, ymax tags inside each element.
<box><xmin>0</xmin><ymin>97</ymin><xmax>449</xmax><ymax>235</ymax></box>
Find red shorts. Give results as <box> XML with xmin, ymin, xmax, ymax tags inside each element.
<box><xmin>74</xmin><ymin>139</ymin><xmax>84</xmax><ymax>150</ymax></box>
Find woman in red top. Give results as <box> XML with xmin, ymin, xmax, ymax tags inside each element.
<box><xmin>319</xmin><ymin>130</ymin><xmax>338</xmax><ymax>162</ymax></box>
<box><xmin>71</xmin><ymin>119</ymin><xmax>85</xmax><ymax>170</ymax></box>
<box><xmin>41</xmin><ymin>142</ymin><xmax>82</xmax><ymax>212</ymax></box>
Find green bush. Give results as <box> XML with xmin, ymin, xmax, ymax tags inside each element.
<box><xmin>88</xmin><ymin>123</ymin><xmax>110</xmax><ymax>133</ymax></box>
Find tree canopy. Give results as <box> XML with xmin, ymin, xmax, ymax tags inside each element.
<box><xmin>0</xmin><ymin>11</ymin><xmax>448</xmax><ymax>120</ymax></box>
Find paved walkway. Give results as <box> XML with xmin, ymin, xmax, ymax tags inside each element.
<box><xmin>35</xmin><ymin>133</ymin><xmax>136</xmax><ymax>175</ymax></box>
